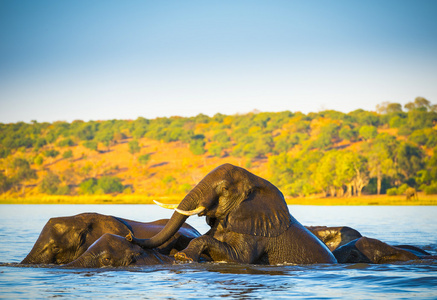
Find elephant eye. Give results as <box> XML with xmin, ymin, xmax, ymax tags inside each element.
<box><xmin>102</xmin><ymin>257</ymin><xmax>111</xmax><ymax>265</ymax></box>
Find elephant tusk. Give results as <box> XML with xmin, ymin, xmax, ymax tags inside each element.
<box><xmin>153</xmin><ymin>200</ymin><xmax>179</xmax><ymax>210</ymax></box>
<box><xmin>175</xmin><ymin>206</ymin><xmax>206</xmax><ymax>216</ymax></box>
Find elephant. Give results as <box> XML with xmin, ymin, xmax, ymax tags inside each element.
<box><xmin>21</xmin><ymin>213</ymin><xmax>201</xmax><ymax>265</ymax></box>
<box><xmin>405</xmin><ymin>187</ymin><xmax>418</xmax><ymax>200</ymax></box>
<box><xmin>332</xmin><ymin>236</ymin><xmax>433</xmax><ymax>263</ymax></box>
<box><xmin>63</xmin><ymin>233</ymin><xmax>174</xmax><ymax>268</ymax></box>
<box><xmin>305</xmin><ymin>226</ymin><xmax>362</xmax><ymax>251</ymax></box>
<box><xmin>127</xmin><ymin>163</ymin><xmax>337</xmax><ymax>265</ymax></box>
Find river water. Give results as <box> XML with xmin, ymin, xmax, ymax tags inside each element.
<box><xmin>0</xmin><ymin>205</ymin><xmax>436</xmax><ymax>299</ymax></box>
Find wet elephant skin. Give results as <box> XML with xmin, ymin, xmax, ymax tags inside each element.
<box><xmin>129</xmin><ymin>164</ymin><xmax>337</xmax><ymax>265</ymax></box>
<box><xmin>21</xmin><ymin>213</ymin><xmax>200</xmax><ymax>265</ymax></box>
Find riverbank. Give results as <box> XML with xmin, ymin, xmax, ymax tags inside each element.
<box><xmin>1</xmin><ymin>193</ymin><xmax>436</xmax><ymax>205</ymax></box>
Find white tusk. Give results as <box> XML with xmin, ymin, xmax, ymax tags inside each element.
<box><xmin>175</xmin><ymin>206</ymin><xmax>206</xmax><ymax>216</ymax></box>
<box><xmin>153</xmin><ymin>200</ymin><xmax>179</xmax><ymax>210</ymax></box>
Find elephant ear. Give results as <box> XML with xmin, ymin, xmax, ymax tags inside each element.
<box><xmin>75</xmin><ymin>213</ymin><xmax>133</xmax><ymax>246</ymax></box>
<box><xmin>225</xmin><ymin>188</ymin><xmax>292</xmax><ymax>237</ymax></box>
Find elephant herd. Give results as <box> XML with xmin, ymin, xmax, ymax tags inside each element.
<box><xmin>21</xmin><ymin>164</ymin><xmax>434</xmax><ymax>268</ymax></box>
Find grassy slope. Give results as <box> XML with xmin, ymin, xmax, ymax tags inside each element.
<box><xmin>1</xmin><ymin>136</ymin><xmax>436</xmax><ymax>205</ymax></box>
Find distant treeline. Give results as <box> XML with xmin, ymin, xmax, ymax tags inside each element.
<box><xmin>1</xmin><ymin>97</ymin><xmax>436</xmax><ymax>197</ymax></box>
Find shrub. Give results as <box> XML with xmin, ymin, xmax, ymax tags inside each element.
<box><xmin>424</xmin><ymin>182</ymin><xmax>437</xmax><ymax>195</ymax></box>
<box><xmin>62</xmin><ymin>150</ymin><xmax>73</xmax><ymax>159</ymax></box>
<box><xmin>386</xmin><ymin>187</ymin><xmax>398</xmax><ymax>196</ymax></box>
<box><xmin>79</xmin><ymin>178</ymin><xmax>98</xmax><ymax>195</ymax></box>
<box><xmin>386</xmin><ymin>184</ymin><xmax>410</xmax><ymax>196</ymax></box>
<box><xmin>97</xmin><ymin>176</ymin><xmax>124</xmax><ymax>194</ymax></box>
<box><xmin>58</xmin><ymin>138</ymin><xmax>74</xmax><ymax>147</ymax></box>
<box><xmin>39</xmin><ymin>171</ymin><xmax>61</xmax><ymax>195</ymax></box>
<box><xmin>138</xmin><ymin>154</ymin><xmax>151</xmax><ymax>165</ymax></box>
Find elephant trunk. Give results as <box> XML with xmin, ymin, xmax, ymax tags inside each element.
<box><xmin>21</xmin><ymin>247</ymin><xmax>47</xmax><ymax>264</ymax></box>
<box><xmin>63</xmin><ymin>255</ymin><xmax>96</xmax><ymax>268</ymax></box>
<box><xmin>134</xmin><ymin>183</ymin><xmax>210</xmax><ymax>249</ymax></box>
<box><xmin>20</xmin><ymin>254</ymin><xmax>35</xmax><ymax>264</ymax></box>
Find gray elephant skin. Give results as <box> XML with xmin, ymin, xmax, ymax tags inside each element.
<box><xmin>64</xmin><ymin>233</ymin><xmax>174</xmax><ymax>268</ymax></box>
<box><xmin>128</xmin><ymin>163</ymin><xmax>337</xmax><ymax>265</ymax></box>
<box><xmin>21</xmin><ymin>213</ymin><xmax>200</xmax><ymax>265</ymax></box>
<box><xmin>306</xmin><ymin>226</ymin><xmax>362</xmax><ymax>251</ymax></box>
<box><xmin>333</xmin><ymin>236</ymin><xmax>433</xmax><ymax>263</ymax></box>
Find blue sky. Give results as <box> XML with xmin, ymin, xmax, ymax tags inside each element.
<box><xmin>1</xmin><ymin>0</ymin><xmax>436</xmax><ymax>123</ymax></box>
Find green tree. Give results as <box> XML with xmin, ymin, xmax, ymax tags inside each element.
<box><xmin>128</xmin><ymin>140</ymin><xmax>141</xmax><ymax>157</ymax></box>
<box><xmin>339</xmin><ymin>125</ymin><xmax>358</xmax><ymax>142</ymax></box>
<box><xmin>79</xmin><ymin>178</ymin><xmax>98</xmax><ymax>195</ymax></box>
<box><xmin>57</xmin><ymin>138</ymin><xmax>74</xmax><ymax>147</ymax></box>
<box><xmin>209</xmin><ymin>142</ymin><xmax>226</xmax><ymax>157</ymax></box>
<box><xmin>396</xmin><ymin>142</ymin><xmax>425</xmax><ymax>181</ymax></box>
<box><xmin>43</xmin><ymin>149</ymin><xmax>60</xmax><ymax>159</ymax></box>
<box><xmin>365</xmin><ymin>134</ymin><xmax>398</xmax><ymax>194</ymax></box>
<box><xmin>34</xmin><ymin>155</ymin><xmax>44</xmax><ymax>166</ymax></box>
<box><xmin>83</xmin><ymin>141</ymin><xmax>98</xmax><ymax>152</ymax></box>
<box><xmin>0</xmin><ymin>173</ymin><xmax>11</xmax><ymax>193</ymax></box>
<box><xmin>312</xmin><ymin>151</ymin><xmax>339</xmax><ymax>197</ymax></box>
<box><xmin>97</xmin><ymin>176</ymin><xmax>124</xmax><ymax>194</ymax></box>
<box><xmin>359</xmin><ymin>125</ymin><xmax>377</xmax><ymax>141</ymax></box>
<box><xmin>95</xmin><ymin>129</ymin><xmax>114</xmax><ymax>152</ymax></box>
<box><xmin>138</xmin><ymin>154</ymin><xmax>151</xmax><ymax>165</ymax></box>
<box><xmin>39</xmin><ymin>171</ymin><xmax>61</xmax><ymax>194</ymax></box>
<box><xmin>9</xmin><ymin>158</ymin><xmax>38</xmax><ymax>193</ymax></box>
<box><xmin>189</xmin><ymin>135</ymin><xmax>206</xmax><ymax>155</ymax></box>
<box><xmin>335</xmin><ymin>151</ymin><xmax>359</xmax><ymax>197</ymax></box>
<box><xmin>311</xmin><ymin>123</ymin><xmax>339</xmax><ymax>149</ymax></box>
<box><xmin>62</xmin><ymin>150</ymin><xmax>73</xmax><ymax>159</ymax></box>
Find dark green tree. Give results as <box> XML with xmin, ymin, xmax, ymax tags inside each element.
<box><xmin>39</xmin><ymin>171</ymin><xmax>61</xmax><ymax>194</ymax></box>
<box><xmin>97</xmin><ymin>176</ymin><xmax>124</xmax><ymax>194</ymax></box>
<box><xmin>128</xmin><ymin>140</ymin><xmax>141</xmax><ymax>157</ymax></box>
<box><xmin>189</xmin><ymin>135</ymin><xmax>206</xmax><ymax>155</ymax></box>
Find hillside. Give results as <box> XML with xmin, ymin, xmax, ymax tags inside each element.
<box><xmin>1</xmin><ymin>97</ymin><xmax>437</xmax><ymax>203</ymax></box>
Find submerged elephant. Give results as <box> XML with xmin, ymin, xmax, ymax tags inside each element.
<box><xmin>306</xmin><ymin>226</ymin><xmax>362</xmax><ymax>251</ymax></box>
<box><xmin>64</xmin><ymin>233</ymin><xmax>174</xmax><ymax>268</ymax></box>
<box><xmin>333</xmin><ymin>236</ymin><xmax>433</xmax><ymax>263</ymax></box>
<box><xmin>21</xmin><ymin>213</ymin><xmax>200</xmax><ymax>265</ymax></box>
<box><xmin>128</xmin><ymin>163</ymin><xmax>337</xmax><ymax>264</ymax></box>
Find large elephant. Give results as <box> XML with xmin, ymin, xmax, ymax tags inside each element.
<box><xmin>21</xmin><ymin>213</ymin><xmax>200</xmax><ymax>265</ymax></box>
<box><xmin>306</xmin><ymin>226</ymin><xmax>362</xmax><ymax>251</ymax></box>
<box><xmin>333</xmin><ymin>237</ymin><xmax>433</xmax><ymax>263</ymax></box>
<box><xmin>64</xmin><ymin>233</ymin><xmax>174</xmax><ymax>268</ymax></box>
<box><xmin>128</xmin><ymin>164</ymin><xmax>337</xmax><ymax>264</ymax></box>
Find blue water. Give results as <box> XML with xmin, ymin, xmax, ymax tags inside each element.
<box><xmin>1</xmin><ymin>205</ymin><xmax>436</xmax><ymax>299</ymax></box>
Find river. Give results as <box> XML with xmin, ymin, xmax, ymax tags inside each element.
<box><xmin>0</xmin><ymin>205</ymin><xmax>436</xmax><ymax>299</ymax></box>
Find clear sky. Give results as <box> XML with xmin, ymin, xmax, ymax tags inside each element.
<box><xmin>1</xmin><ymin>0</ymin><xmax>436</xmax><ymax>123</ymax></box>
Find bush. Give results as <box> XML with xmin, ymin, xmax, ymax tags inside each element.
<box><xmin>43</xmin><ymin>149</ymin><xmax>60</xmax><ymax>158</ymax></box>
<box><xmin>83</xmin><ymin>141</ymin><xmax>98</xmax><ymax>151</ymax></box>
<box><xmin>80</xmin><ymin>176</ymin><xmax>125</xmax><ymax>195</ymax></box>
<box><xmin>97</xmin><ymin>176</ymin><xmax>124</xmax><ymax>194</ymax></box>
<box><xmin>424</xmin><ymin>182</ymin><xmax>437</xmax><ymax>195</ymax></box>
<box><xmin>58</xmin><ymin>138</ymin><xmax>74</xmax><ymax>147</ymax></box>
<box><xmin>79</xmin><ymin>178</ymin><xmax>98</xmax><ymax>195</ymax></box>
<box><xmin>39</xmin><ymin>171</ymin><xmax>61</xmax><ymax>195</ymax></box>
<box><xmin>386</xmin><ymin>187</ymin><xmax>398</xmax><ymax>196</ymax></box>
<box><xmin>138</xmin><ymin>154</ymin><xmax>151</xmax><ymax>165</ymax></box>
<box><xmin>189</xmin><ymin>136</ymin><xmax>206</xmax><ymax>155</ymax></box>
<box><xmin>62</xmin><ymin>150</ymin><xmax>73</xmax><ymax>159</ymax></box>
<box><xmin>359</xmin><ymin>125</ymin><xmax>377</xmax><ymax>140</ymax></box>
<box><xmin>386</xmin><ymin>184</ymin><xmax>410</xmax><ymax>196</ymax></box>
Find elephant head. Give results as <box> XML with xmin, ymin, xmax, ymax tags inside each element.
<box><xmin>129</xmin><ymin>164</ymin><xmax>292</xmax><ymax>248</ymax></box>
<box><xmin>333</xmin><ymin>237</ymin><xmax>420</xmax><ymax>263</ymax></box>
<box><xmin>21</xmin><ymin>213</ymin><xmax>132</xmax><ymax>265</ymax></box>
<box><xmin>64</xmin><ymin>234</ymin><xmax>173</xmax><ymax>268</ymax></box>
